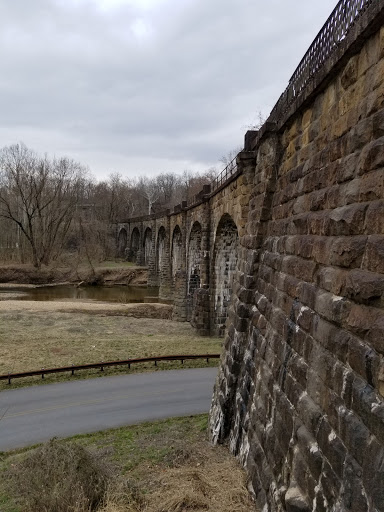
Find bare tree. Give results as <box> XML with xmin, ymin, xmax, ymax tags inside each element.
<box><xmin>219</xmin><ymin>146</ymin><xmax>242</xmax><ymax>170</ymax></box>
<box><xmin>137</xmin><ymin>177</ymin><xmax>160</xmax><ymax>215</ymax></box>
<box><xmin>155</xmin><ymin>172</ymin><xmax>181</xmax><ymax>207</ymax></box>
<box><xmin>0</xmin><ymin>143</ymin><xmax>87</xmax><ymax>268</ymax></box>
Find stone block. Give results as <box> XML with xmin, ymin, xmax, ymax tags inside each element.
<box><xmin>328</xmin><ymin>204</ymin><xmax>368</xmax><ymax>236</ymax></box>
<box><xmin>348</xmin><ymin>337</ymin><xmax>379</xmax><ymax>386</ymax></box>
<box><xmin>358</xmin><ymin>39</ymin><xmax>377</xmax><ymax>76</ymax></box>
<box><xmin>359</xmin><ymin>169</ymin><xmax>384</xmax><ymax>202</ymax></box>
<box><xmin>362</xmin><ymin>235</ymin><xmax>384</xmax><ymax>273</ymax></box>
<box><xmin>365</xmin><ymin>312</ymin><xmax>384</xmax><ymax>354</ymax></box>
<box><xmin>341</xmin><ymin>55</ymin><xmax>358</xmax><ymax>90</ymax></box>
<box><xmin>311</xmin><ymin>237</ymin><xmax>332</xmax><ymax>265</ymax></box>
<box><xmin>316</xmin><ymin>266</ymin><xmax>347</xmax><ymax>295</ymax></box>
<box><xmin>351</xmin><ymin>376</ymin><xmax>384</xmax><ymax>445</ymax></box>
<box><xmin>362</xmin><ymin>437</ymin><xmax>384</xmax><ymax>511</ymax></box>
<box><xmin>288</xmin><ymin>353</ymin><xmax>308</xmax><ymax>389</ymax></box>
<box><xmin>344</xmin><ymin>268</ymin><xmax>384</xmax><ymax>303</ymax></box>
<box><xmin>366</xmin><ymin>80</ymin><xmax>384</xmax><ymax>116</ymax></box>
<box><xmin>298</xmin><ymin>282</ymin><xmax>317</xmax><ymax>309</ymax></box>
<box><xmin>372</xmin><ymin>108</ymin><xmax>384</xmax><ymax>138</ymax></box>
<box><xmin>336</xmin><ymin>152</ymin><xmax>358</xmax><ymax>183</ymax></box>
<box><xmin>358</xmin><ymin>136</ymin><xmax>384</xmax><ymax>174</ymax></box>
<box><xmin>330</xmin><ymin>235</ymin><xmax>367</xmax><ymax>267</ymax></box>
<box><xmin>319</xmin><ymin>458</ymin><xmax>342</xmax><ymax>510</ymax></box>
<box><xmin>316</xmin><ymin>418</ymin><xmax>347</xmax><ymax>480</ymax></box>
<box><xmin>380</xmin><ymin>26</ymin><xmax>384</xmax><ymax>59</ymax></box>
<box><xmin>284</xmin><ymin>372</ymin><xmax>304</xmax><ymax>410</ymax></box>
<box><xmin>337</xmin><ymin>409</ymin><xmax>371</xmax><ymax>468</ymax></box>
<box><xmin>281</xmin><ymin>255</ymin><xmax>317</xmax><ymax>282</ymax></box>
<box><xmin>306</xmin><ymin>368</ymin><xmax>327</xmax><ymax>409</ymax></box>
<box><xmin>314</xmin><ymin>291</ymin><xmax>351</xmax><ymax>324</ymax></box>
<box><xmin>297</xmin><ymin>392</ymin><xmax>322</xmax><ymax>436</ymax></box>
<box><xmin>332</xmin><ymin>115</ymin><xmax>349</xmax><ymax>139</ymax></box>
<box><xmin>341</xmin><ymin>456</ymin><xmax>369</xmax><ymax>512</ymax></box>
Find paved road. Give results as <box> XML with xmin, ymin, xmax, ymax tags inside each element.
<box><xmin>0</xmin><ymin>368</ymin><xmax>218</xmax><ymax>451</ymax></box>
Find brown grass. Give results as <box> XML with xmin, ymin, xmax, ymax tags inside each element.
<box><xmin>7</xmin><ymin>439</ymin><xmax>114</xmax><ymax>512</ymax></box>
<box><xmin>0</xmin><ymin>307</ymin><xmax>222</xmax><ymax>388</ymax></box>
<box><xmin>145</xmin><ymin>453</ymin><xmax>253</xmax><ymax>512</ymax></box>
<box><xmin>1</xmin><ymin>416</ymin><xmax>255</xmax><ymax>512</ymax></box>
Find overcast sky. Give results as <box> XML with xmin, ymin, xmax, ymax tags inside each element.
<box><xmin>0</xmin><ymin>0</ymin><xmax>337</xmax><ymax>181</ymax></box>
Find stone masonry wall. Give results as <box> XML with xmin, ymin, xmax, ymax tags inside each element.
<box><xmin>210</xmin><ymin>17</ymin><xmax>384</xmax><ymax>512</ymax></box>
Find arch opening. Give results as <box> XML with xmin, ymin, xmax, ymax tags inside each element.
<box><xmin>213</xmin><ymin>214</ymin><xmax>239</xmax><ymax>336</ymax></box>
<box><xmin>129</xmin><ymin>227</ymin><xmax>140</xmax><ymax>262</ymax></box>
<box><xmin>117</xmin><ymin>228</ymin><xmax>128</xmax><ymax>259</ymax></box>
<box><xmin>171</xmin><ymin>225</ymin><xmax>183</xmax><ymax>282</ymax></box>
<box><xmin>187</xmin><ymin>222</ymin><xmax>202</xmax><ymax>319</ymax></box>
<box><xmin>143</xmin><ymin>227</ymin><xmax>152</xmax><ymax>266</ymax></box>
<box><xmin>156</xmin><ymin>226</ymin><xmax>166</xmax><ymax>281</ymax></box>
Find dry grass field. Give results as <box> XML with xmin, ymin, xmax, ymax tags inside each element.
<box><xmin>0</xmin><ymin>301</ymin><xmax>222</xmax><ymax>389</ymax></box>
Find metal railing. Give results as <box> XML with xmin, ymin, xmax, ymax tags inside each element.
<box><xmin>211</xmin><ymin>157</ymin><xmax>238</xmax><ymax>193</ymax></box>
<box><xmin>117</xmin><ymin>0</ymin><xmax>376</xmax><ymax>225</ymax></box>
<box><xmin>0</xmin><ymin>354</ymin><xmax>220</xmax><ymax>384</ymax></box>
<box><xmin>268</xmin><ymin>0</ymin><xmax>373</xmax><ymax>124</ymax></box>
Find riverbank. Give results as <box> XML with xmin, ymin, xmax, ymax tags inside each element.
<box><xmin>0</xmin><ymin>299</ymin><xmax>172</xmax><ymax>316</ymax></box>
<box><xmin>0</xmin><ymin>262</ymin><xmax>147</xmax><ymax>286</ymax></box>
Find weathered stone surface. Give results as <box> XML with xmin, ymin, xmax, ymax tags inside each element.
<box><xmin>208</xmin><ymin>11</ymin><xmax>384</xmax><ymax>512</ymax></box>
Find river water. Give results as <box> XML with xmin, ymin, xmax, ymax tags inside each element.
<box><xmin>0</xmin><ymin>285</ymin><xmax>160</xmax><ymax>303</ymax></box>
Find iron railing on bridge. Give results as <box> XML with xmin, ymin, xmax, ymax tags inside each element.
<box><xmin>202</xmin><ymin>0</ymin><xmax>375</xmax><ymax>197</ymax></box>
<box><xmin>268</xmin><ymin>0</ymin><xmax>374</xmax><ymax>124</ymax></box>
<box><xmin>118</xmin><ymin>0</ymin><xmax>376</xmax><ymax>221</ymax></box>
<box><xmin>211</xmin><ymin>157</ymin><xmax>238</xmax><ymax>193</ymax></box>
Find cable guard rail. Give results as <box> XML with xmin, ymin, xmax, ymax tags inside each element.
<box><xmin>0</xmin><ymin>354</ymin><xmax>221</xmax><ymax>384</ymax></box>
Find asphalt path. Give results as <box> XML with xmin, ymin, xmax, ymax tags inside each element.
<box><xmin>0</xmin><ymin>368</ymin><xmax>218</xmax><ymax>451</ymax></box>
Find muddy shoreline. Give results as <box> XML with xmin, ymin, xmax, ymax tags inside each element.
<box><xmin>0</xmin><ymin>264</ymin><xmax>148</xmax><ymax>287</ymax></box>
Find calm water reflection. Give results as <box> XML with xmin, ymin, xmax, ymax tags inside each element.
<box><xmin>0</xmin><ymin>285</ymin><xmax>159</xmax><ymax>303</ymax></box>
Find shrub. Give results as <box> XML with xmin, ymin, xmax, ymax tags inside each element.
<box><xmin>8</xmin><ymin>438</ymin><xmax>114</xmax><ymax>512</ymax></box>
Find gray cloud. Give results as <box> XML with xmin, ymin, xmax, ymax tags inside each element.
<box><xmin>0</xmin><ymin>0</ymin><xmax>337</xmax><ymax>179</ymax></box>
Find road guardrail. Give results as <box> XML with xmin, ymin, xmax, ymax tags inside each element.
<box><xmin>0</xmin><ymin>354</ymin><xmax>220</xmax><ymax>384</ymax></box>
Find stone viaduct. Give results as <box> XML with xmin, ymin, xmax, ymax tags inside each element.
<box><xmin>118</xmin><ymin>1</ymin><xmax>384</xmax><ymax>510</ymax></box>
<box><xmin>116</xmin><ymin>152</ymin><xmax>255</xmax><ymax>336</ymax></box>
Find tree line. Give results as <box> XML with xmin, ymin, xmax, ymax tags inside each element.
<box><xmin>0</xmin><ymin>143</ymin><xmax>222</xmax><ymax>267</ymax></box>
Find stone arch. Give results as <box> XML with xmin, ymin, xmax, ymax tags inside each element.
<box><xmin>117</xmin><ymin>228</ymin><xmax>127</xmax><ymax>258</ymax></box>
<box><xmin>129</xmin><ymin>227</ymin><xmax>140</xmax><ymax>262</ymax></box>
<box><xmin>156</xmin><ymin>226</ymin><xmax>167</xmax><ymax>281</ymax></box>
<box><xmin>187</xmin><ymin>221</ymin><xmax>202</xmax><ymax>303</ymax></box>
<box><xmin>143</xmin><ymin>227</ymin><xmax>152</xmax><ymax>266</ymax></box>
<box><xmin>212</xmin><ymin>214</ymin><xmax>239</xmax><ymax>336</ymax></box>
<box><xmin>171</xmin><ymin>225</ymin><xmax>183</xmax><ymax>281</ymax></box>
